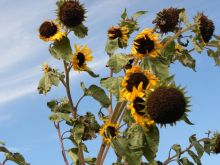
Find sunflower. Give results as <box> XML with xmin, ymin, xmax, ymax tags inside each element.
<box><xmin>72</xmin><ymin>44</ymin><xmax>93</xmax><ymax>71</ymax></box>
<box><xmin>99</xmin><ymin>121</ymin><xmax>119</xmax><ymax>144</ymax></box>
<box><xmin>39</xmin><ymin>21</ymin><xmax>65</xmax><ymax>42</ymax></box>
<box><xmin>42</xmin><ymin>63</ymin><xmax>50</xmax><ymax>74</ymax></box>
<box><xmin>127</xmin><ymin>94</ymin><xmax>155</xmax><ymax>128</ymax></box>
<box><xmin>108</xmin><ymin>26</ymin><xmax>129</xmax><ymax>45</ymax></box>
<box><xmin>57</xmin><ymin>0</ymin><xmax>86</xmax><ymax>28</ymax></box>
<box><xmin>212</xmin><ymin>133</ymin><xmax>220</xmax><ymax>154</ymax></box>
<box><xmin>132</xmin><ymin>28</ymin><xmax>162</xmax><ymax>59</ymax></box>
<box><xmin>120</xmin><ymin>66</ymin><xmax>159</xmax><ymax>102</ymax></box>
<box><xmin>147</xmin><ymin>85</ymin><xmax>190</xmax><ymax>125</ymax></box>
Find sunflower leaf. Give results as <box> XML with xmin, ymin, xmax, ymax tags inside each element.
<box><xmin>73</xmin><ymin>123</ymin><xmax>85</xmax><ymax>144</ymax></box>
<box><xmin>6</xmin><ymin>152</ymin><xmax>27</xmax><ymax>165</ymax></box>
<box><xmin>171</xmin><ymin>144</ymin><xmax>181</xmax><ymax>159</ymax></box>
<box><xmin>188</xmin><ymin>150</ymin><xmax>202</xmax><ymax>165</ymax></box>
<box><xmin>85</xmin><ymin>67</ymin><xmax>99</xmax><ymax>78</ymax></box>
<box><xmin>71</xmin><ymin>23</ymin><xmax>88</xmax><ymax>38</ymax></box>
<box><xmin>67</xmin><ymin>148</ymin><xmax>79</xmax><ymax>165</ymax></box>
<box><xmin>107</xmin><ymin>54</ymin><xmax>132</xmax><ymax>73</ymax></box>
<box><xmin>127</xmin><ymin>124</ymin><xmax>144</xmax><ymax>149</ymax></box>
<box><xmin>105</xmin><ymin>38</ymin><xmax>119</xmax><ymax>55</ymax></box>
<box><xmin>87</xmin><ymin>85</ymin><xmax>111</xmax><ymax>108</ymax></box>
<box><xmin>49</xmin><ymin>36</ymin><xmax>72</xmax><ymax>61</ymax></box>
<box><xmin>179</xmin><ymin>8</ymin><xmax>190</xmax><ymax>27</ymax></box>
<box><xmin>177</xmin><ymin>51</ymin><xmax>196</xmax><ymax>71</ymax></box>
<box><xmin>100</xmin><ymin>77</ymin><xmax>123</xmax><ymax>101</ymax></box>
<box><xmin>133</xmin><ymin>11</ymin><xmax>147</xmax><ymax>20</ymax></box>
<box><xmin>121</xmin><ymin>8</ymin><xmax>127</xmax><ymax>19</ymax></box>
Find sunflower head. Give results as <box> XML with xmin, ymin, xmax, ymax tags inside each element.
<box><xmin>197</xmin><ymin>13</ymin><xmax>215</xmax><ymax>43</ymax></box>
<box><xmin>213</xmin><ymin>133</ymin><xmax>220</xmax><ymax>154</ymax></box>
<box><xmin>132</xmin><ymin>28</ymin><xmax>161</xmax><ymax>59</ymax></box>
<box><xmin>72</xmin><ymin>44</ymin><xmax>93</xmax><ymax>71</ymax></box>
<box><xmin>42</xmin><ymin>63</ymin><xmax>51</xmax><ymax>73</ymax></box>
<box><xmin>147</xmin><ymin>86</ymin><xmax>189</xmax><ymax>125</ymax></box>
<box><xmin>99</xmin><ymin>121</ymin><xmax>119</xmax><ymax>144</ymax></box>
<box><xmin>121</xmin><ymin>66</ymin><xmax>159</xmax><ymax>102</ymax></box>
<box><xmin>153</xmin><ymin>7</ymin><xmax>181</xmax><ymax>33</ymax></box>
<box><xmin>108</xmin><ymin>26</ymin><xmax>129</xmax><ymax>45</ymax></box>
<box><xmin>57</xmin><ymin>0</ymin><xmax>86</xmax><ymax>28</ymax></box>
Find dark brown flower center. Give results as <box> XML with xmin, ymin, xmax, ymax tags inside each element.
<box><xmin>125</xmin><ymin>58</ymin><xmax>134</xmax><ymax>69</ymax></box>
<box><xmin>126</xmin><ymin>72</ymin><xmax>149</xmax><ymax>92</ymax></box>
<box><xmin>39</xmin><ymin>21</ymin><xmax>57</xmax><ymax>38</ymax></box>
<box><xmin>76</xmin><ymin>53</ymin><xmax>85</xmax><ymax>66</ymax></box>
<box><xmin>147</xmin><ymin>87</ymin><xmax>186</xmax><ymax>124</ymax></box>
<box><xmin>106</xmin><ymin>126</ymin><xmax>116</xmax><ymax>137</ymax></box>
<box><xmin>108</xmin><ymin>28</ymin><xmax>123</xmax><ymax>39</ymax></box>
<box><xmin>59</xmin><ymin>1</ymin><xmax>85</xmax><ymax>27</ymax></box>
<box><xmin>134</xmin><ymin>36</ymin><xmax>155</xmax><ymax>54</ymax></box>
<box><xmin>214</xmin><ymin>135</ymin><xmax>220</xmax><ymax>154</ymax></box>
<box><xmin>133</xmin><ymin>97</ymin><xmax>146</xmax><ymax>115</ymax></box>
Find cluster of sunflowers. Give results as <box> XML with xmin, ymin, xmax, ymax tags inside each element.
<box><xmin>37</xmin><ymin>1</ymin><xmax>220</xmax><ymax>165</ymax></box>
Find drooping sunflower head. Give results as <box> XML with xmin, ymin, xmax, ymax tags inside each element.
<box><xmin>153</xmin><ymin>7</ymin><xmax>181</xmax><ymax>33</ymax></box>
<box><xmin>132</xmin><ymin>28</ymin><xmax>162</xmax><ymax>59</ymax></box>
<box><xmin>147</xmin><ymin>86</ymin><xmax>189</xmax><ymax>125</ymax></box>
<box><xmin>121</xmin><ymin>66</ymin><xmax>159</xmax><ymax>102</ymax></box>
<box><xmin>57</xmin><ymin>0</ymin><xmax>86</xmax><ymax>28</ymax></box>
<box><xmin>39</xmin><ymin>21</ymin><xmax>65</xmax><ymax>42</ymax></box>
<box><xmin>196</xmin><ymin>13</ymin><xmax>215</xmax><ymax>43</ymax></box>
<box><xmin>127</xmin><ymin>95</ymin><xmax>155</xmax><ymax>128</ymax></box>
<box><xmin>99</xmin><ymin>121</ymin><xmax>119</xmax><ymax>144</ymax></box>
<box><xmin>212</xmin><ymin>133</ymin><xmax>220</xmax><ymax>154</ymax></box>
<box><xmin>72</xmin><ymin>44</ymin><xmax>93</xmax><ymax>71</ymax></box>
<box><xmin>108</xmin><ymin>26</ymin><xmax>129</xmax><ymax>45</ymax></box>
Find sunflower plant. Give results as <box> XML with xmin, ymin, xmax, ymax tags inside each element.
<box><xmin>37</xmin><ymin>1</ymin><xmax>220</xmax><ymax>165</ymax></box>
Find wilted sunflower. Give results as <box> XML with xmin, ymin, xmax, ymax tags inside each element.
<box><xmin>153</xmin><ymin>7</ymin><xmax>181</xmax><ymax>33</ymax></box>
<box><xmin>147</xmin><ymin>86</ymin><xmax>190</xmax><ymax>125</ymax></box>
<box><xmin>121</xmin><ymin>66</ymin><xmax>159</xmax><ymax>102</ymax></box>
<box><xmin>39</xmin><ymin>21</ymin><xmax>65</xmax><ymax>42</ymax></box>
<box><xmin>132</xmin><ymin>28</ymin><xmax>161</xmax><ymax>59</ymax></box>
<box><xmin>99</xmin><ymin>121</ymin><xmax>119</xmax><ymax>144</ymax></box>
<box><xmin>57</xmin><ymin>0</ymin><xmax>86</xmax><ymax>28</ymax></box>
<box><xmin>127</xmin><ymin>94</ymin><xmax>155</xmax><ymax>128</ymax></box>
<box><xmin>108</xmin><ymin>26</ymin><xmax>129</xmax><ymax>45</ymax></box>
<box><xmin>213</xmin><ymin>133</ymin><xmax>220</xmax><ymax>154</ymax></box>
<box><xmin>72</xmin><ymin>44</ymin><xmax>93</xmax><ymax>71</ymax></box>
<box><xmin>196</xmin><ymin>13</ymin><xmax>215</xmax><ymax>43</ymax></box>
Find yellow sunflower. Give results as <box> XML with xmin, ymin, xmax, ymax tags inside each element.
<box><xmin>99</xmin><ymin>121</ymin><xmax>119</xmax><ymax>144</ymax></box>
<box><xmin>39</xmin><ymin>20</ymin><xmax>65</xmax><ymax>42</ymax></box>
<box><xmin>72</xmin><ymin>44</ymin><xmax>93</xmax><ymax>71</ymax></box>
<box><xmin>132</xmin><ymin>28</ymin><xmax>162</xmax><ymax>59</ymax></box>
<box><xmin>120</xmin><ymin>66</ymin><xmax>159</xmax><ymax>102</ymax></box>
<box><xmin>108</xmin><ymin>26</ymin><xmax>129</xmax><ymax>45</ymax></box>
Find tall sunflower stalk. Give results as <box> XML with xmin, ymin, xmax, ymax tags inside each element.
<box><xmin>37</xmin><ymin>1</ymin><xmax>220</xmax><ymax>165</ymax></box>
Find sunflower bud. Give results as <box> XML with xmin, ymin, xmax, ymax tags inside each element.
<box><xmin>58</xmin><ymin>0</ymin><xmax>86</xmax><ymax>27</ymax></box>
<box><xmin>197</xmin><ymin>13</ymin><xmax>215</xmax><ymax>43</ymax></box>
<box><xmin>147</xmin><ymin>86</ymin><xmax>187</xmax><ymax>125</ymax></box>
<box><xmin>153</xmin><ymin>7</ymin><xmax>181</xmax><ymax>33</ymax></box>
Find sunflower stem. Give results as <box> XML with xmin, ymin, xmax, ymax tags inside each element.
<box><xmin>100</xmin><ymin>144</ymin><xmax>111</xmax><ymax>165</ymax></box>
<box><xmin>109</xmin><ymin>69</ymin><xmax>113</xmax><ymax>116</ymax></box>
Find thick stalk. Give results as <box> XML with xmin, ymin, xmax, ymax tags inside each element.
<box><xmin>100</xmin><ymin>144</ymin><xmax>110</xmax><ymax>165</ymax></box>
<box><xmin>109</xmin><ymin>69</ymin><xmax>113</xmax><ymax>115</ymax></box>
<box><xmin>54</xmin><ymin>122</ymin><xmax>69</xmax><ymax>165</ymax></box>
<box><xmin>63</xmin><ymin>61</ymin><xmax>85</xmax><ymax>165</ymax></box>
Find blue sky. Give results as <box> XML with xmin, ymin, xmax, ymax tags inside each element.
<box><xmin>0</xmin><ymin>0</ymin><xmax>220</xmax><ymax>164</ymax></box>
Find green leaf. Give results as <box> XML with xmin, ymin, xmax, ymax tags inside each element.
<box><xmin>87</xmin><ymin>85</ymin><xmax>111</xmax><ymax>108</ymax></box>
<box><xmin>73</xmin><ymin>123</ymin><xmax>85</xmax><ymax>144</ymax></box>
<box><xmin>0</xmin><ymin>141</ymin><xmax>5</xmax><ymax>145</ymax></box>
<box><xmin>189</xmin><ymin>135</ymin><xmax>204</xmax><ymax>158</ymax></box>
<box><xmin>172</xmin><ymin>144</ymin><xmax>181</xmax><ymax>159</ymax></box>
<box><xmin>0</xmin><ymin>146</ymin><xmax>10</xmax><ymax>153</ymax></box>
<box><xmin>127</xmin><ymin>124</ymin><xmax>144</xmax><ymax>149</ymax></box>
<box><xmin>85</xmin><ymin>67</ymin><xmax>99</xmax><ymax>78</ymax></box>
<box><xmin>71</xmin><ymin>24</ymin><xmax>88</xmax><ymax>38</ymax></box>
<box><xmin>203</xmin><ymin>139</ymin><xmax>211</xmax><ymax>155</ymax></box>
<box><xmin>133</xmin><ymin>11</ymin><xmax>147</xmax><ymax>20</ymax></box>
<box><xmin>121</xmin><ymin>8</ymin><xmax>127</xmax><ymax>19</ymax></box>
<box><xmin>47</xmin><ymin>98</ymin><xmax>72</xmax><ymax>113</ymax></box>
<box><xmin>143</xmin><ymin>126</ymin><xmax>160</xmax><ymax>162</ymax></box>
<box><xmin>67</xmin><ymin>148</ymin><xmax>79</xmax><ymax>165</ymax></box>
<box><xmin>177</xmin><ymin>51</ymin><xmax>196</xmax><ymax>71</ymax></box>
<box><xmin>100</xmin><ymin>77</ymin><xmax>123</xmax><ymax>100</ymax></box>
<box><xmin>49</xmin><ymin>113</ymin><xmax>60</xmax><ymax>122</ymax></box>
<box><xmin>49</xmin><ymin>36</ymin><xmax>72</xmax><ymax>61</ymax></box>
<box><xmin>105</xmin><ymin>38</ymin><xmax>119</xmax><ymax>55</ymax></box>
<box><xmin>85</xmin><ymin>157</ymin><xmax>96</xmax><ymax>165</ymax></box>
<box><xmin>188</xmin><ymin>150</ymin><xmax>202</xmax><ymax>165</ymax></box>
<box><xmin>6</xmin><ymin>152</ymin><xmax>27</xmax><ymax>165</ymax></box>
<box><xmin>207</xmin><ymin>49</ymin><xmax>220</xmax><ymax>66</ymax></box>
<box><xmin>179</xmin><ymin>157</ymin><xmax>194</xmax><ymax>165</ymax></box>
<box><xmin>179</xmin><ymin>9</ymin><xmax>190</xmax><ymax>27</ymax></box>
<box><xmin>107</xmin><ymin>54</ymin><xmax>131</xmax><ymax>73</ymax></box>
<box><xmin>191</xmin><ymin>37</ymin><xmax>203</xmax><ymax>53</ymax></box>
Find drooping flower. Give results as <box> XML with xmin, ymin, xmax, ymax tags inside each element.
<box><xmin>197</xmin><ymin>13</ymin><xmax>215</xmax><ymax>43</ymax></box>
<box><xmin>57</xmin><ymin>0</ymin><xmax>86</xmax><ymax>28</ymax></box>
<box><xmin>99</xmin><ymin>121</ymin><xmax>119</xmax><ymax>144</ymax></box>
<box><xmin>108</xmin><ymin>26</ymin><xmax>129</xmax><ymax>45</ymax></box>
<box><xmin>121</xmin><ymin>66</ymin><xmax>159</xmax><ymax>102</ymax></box>
<box><xmin>153</xmin><ymin>7</ymin><xmax>181</xmax><ymax>33</ymax></box>
<box><xmin>132</xmin><ymin>28</ymin><xmax>161</xmax><ymax>59</ymax></box>
<box><xmin>147</xmin><ymin>86</ymin><xmax>189</xmax><ymax>125</ymax></box>
<box><xmin>39</xmin><ymin>21</ymin><xmax>65</xmax><ymax>42</ymax></box>
<box><xmin>72</xmin><ymin>44</ymin><xmax>93</xmax><ymax>71</ymax></box>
